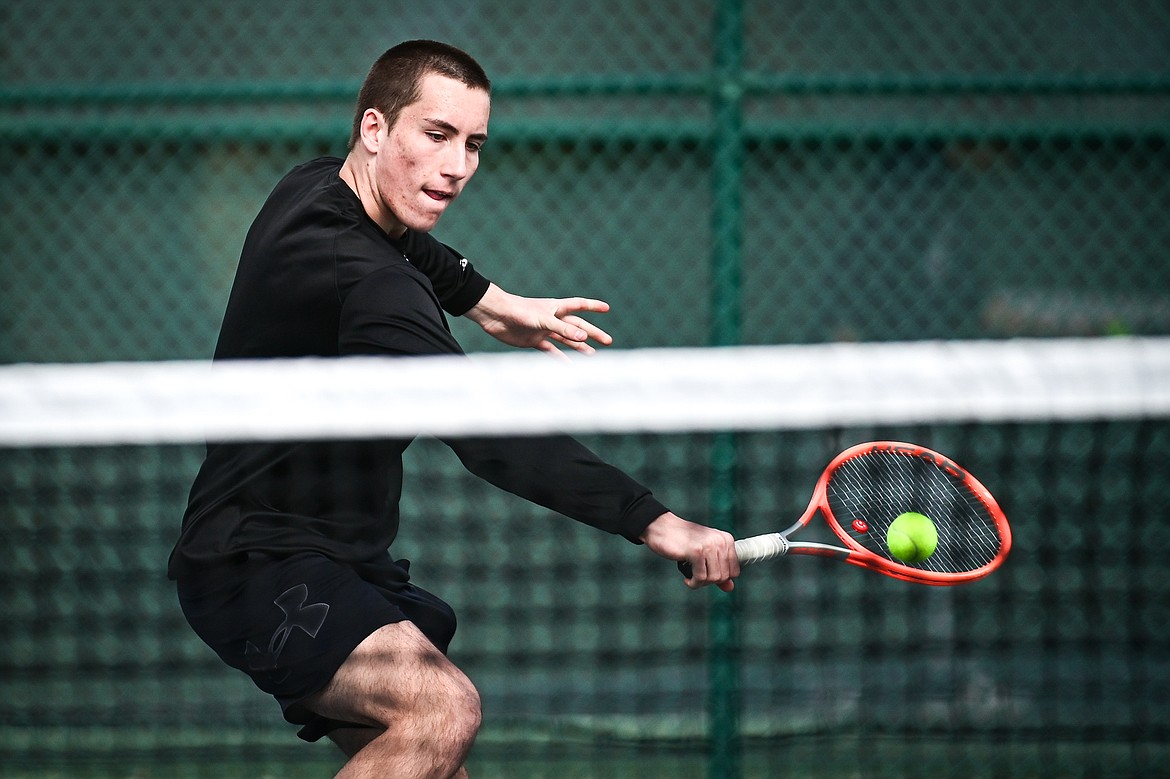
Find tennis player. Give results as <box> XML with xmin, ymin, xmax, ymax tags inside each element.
<box><xmin>169</xmin><ymin>40</ymin><xmax>738</xmax><ymax>778</ymax></box>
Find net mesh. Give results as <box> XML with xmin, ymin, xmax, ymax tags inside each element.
<box><xmin>1</xmin><ymin>342</ymin><xmax>1168</xmax><ymax>778</ymax></box>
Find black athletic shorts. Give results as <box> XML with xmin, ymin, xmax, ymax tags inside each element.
<box><xmin>176</xmin><ymin>551</ymin><xmax>457</xmax><ymax>742</ymax></box>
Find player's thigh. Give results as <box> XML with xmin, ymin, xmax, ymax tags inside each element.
<box><xmin>302</xmin><ymin>619</ymin><xmax>479</xmax><ymax>729</ymax></box>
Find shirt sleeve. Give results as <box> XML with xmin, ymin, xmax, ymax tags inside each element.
<box><xmin>394</xmin><ymin>231</ymin><xmax>491</xmax><ymax>317</ymax></box>
<box><xmin>442</xmin><ymin>434</ymin><xmax>668</xmax><ymax>542</ymax></box>
<box><xmin>338</xmin><ymin>257</ymin><xmax>667</xmax><ymax>542</ymax></box>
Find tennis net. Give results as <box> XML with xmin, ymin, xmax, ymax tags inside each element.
<box><xmin>1</xmin><ymin>337</ymin><xmax>1168</xmax><ymax>778</ymax></box>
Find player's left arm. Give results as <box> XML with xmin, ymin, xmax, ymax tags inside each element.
<box><xmin>464</xmin><ymin>282</ymin><xmax>613</xmax><ymax>357</ymax></box>
<box><xmin>396</xmin><ymin>232</ymin><xmax>613</xmax><ymax>357</ymax></box>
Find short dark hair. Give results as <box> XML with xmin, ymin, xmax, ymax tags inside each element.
<box><xmin>348</xmin><ymin>40</ymin><xmax>491</xmax><ymax>150</ymax></box>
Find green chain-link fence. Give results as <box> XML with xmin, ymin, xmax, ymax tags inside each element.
<box><xmin>2</xmin><ymin>2</ymin><xmax>1169</xmax><ymax>777</ymax></box>
<box><xmin>3</xmin><ymin>0</ymin><xmax>1168</xmax><ymax>363</ymax></box>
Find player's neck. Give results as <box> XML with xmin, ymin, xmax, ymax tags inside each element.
<box><xmin>338</xmin><ymin>155</ymin><xmax>407</xmax><ymax>238</ymax></box>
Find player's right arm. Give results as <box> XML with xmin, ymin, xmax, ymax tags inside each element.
<box><xmin>337</xmin><ymin>260</ymin><xmax>736</xmax><ymax>587</ymax></box>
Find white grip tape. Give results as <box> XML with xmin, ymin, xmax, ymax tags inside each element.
<box><xmin>734</xmin><ymin>533</ymin><xmax>789</xmax><ymax>566</ymax></box>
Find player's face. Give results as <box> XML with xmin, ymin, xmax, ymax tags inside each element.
<box><xmin>373</xmin><ymin>74</ymin><xmax>490</xmax><ymax>236</ymax></box>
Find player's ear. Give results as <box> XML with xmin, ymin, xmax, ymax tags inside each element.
<box><xmin>358</xmin><ymin>109</ymin><xmax>385</xmax><ymax>153</ymax></box>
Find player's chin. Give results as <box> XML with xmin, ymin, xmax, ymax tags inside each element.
<box><xmin>413</xmin><ymin>195</ymin><xmax>457</xmax><ymax>229</ymax></box>
<box><xmin>404</xmin><ymin>208</ymin><xmax>446</xmax><ymax>233</ymax></box>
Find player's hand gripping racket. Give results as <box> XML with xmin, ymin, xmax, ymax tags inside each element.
<box><xmin>680</xmin><ymin>441</ymin><xmax>1011</xmax><ymax>586</ymax></box>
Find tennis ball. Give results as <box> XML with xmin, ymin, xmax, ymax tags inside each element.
<box><xmin>886</xmin><ymin>512</ymin><xmax>938</xmax><ymax>563</ymax></box>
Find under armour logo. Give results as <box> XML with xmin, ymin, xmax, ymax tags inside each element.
<box><xmin>459</xmin><ymin>257</ymin><xmax>468</xmax><ymax>270</ymax></box>
<box><xmin>245</xmin><ymin>584</ymin><xmax>329</xmax><ymax>674</ymax></box>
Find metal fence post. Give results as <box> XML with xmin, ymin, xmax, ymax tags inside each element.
<box><xmin>709</xmin><ymin>1</ymin><xmax>745</xmax><ymax>778</ymax></box>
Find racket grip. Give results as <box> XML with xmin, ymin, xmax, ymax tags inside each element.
<box><xmin>676</xmin><ymin>533</ymin><xmax>789</xmax><ymax>579</ymax></box>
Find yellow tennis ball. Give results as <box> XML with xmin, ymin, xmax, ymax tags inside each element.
<box><xmin>886</xmin><ymin>512</ymin><xmax>938</xmax><ymax>563</ymax></box>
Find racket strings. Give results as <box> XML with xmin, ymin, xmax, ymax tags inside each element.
<box><xmin>825</xmin><ymin>450</ymin><xmax>1003</xmax><ymax>574</ymax></box>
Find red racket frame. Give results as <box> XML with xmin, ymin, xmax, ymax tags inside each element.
<box><xmin>679</xmin><ymin>441</ymin><xmax>1012</xmax><ymax>586</ymax></box>
<box><xmin>776</xmin><ymin>441</ymin><xmax>1012</xmax><ymax>584</ymax></box>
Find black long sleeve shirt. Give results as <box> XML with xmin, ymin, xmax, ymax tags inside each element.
<box><xmin>168</xmin><ymin>158</ymin><xmax>666</xmax><ymax>578</ymax></box>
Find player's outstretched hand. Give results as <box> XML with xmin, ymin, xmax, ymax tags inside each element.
<box><xmin>465</xmin><ymin>283</ymin><xmax>613</xmax><ymax>358</ymax></box>
<box><xmin>641</xmin><ymin>512</ymin><xmax>739</xmax><ymax>592</ymax></box>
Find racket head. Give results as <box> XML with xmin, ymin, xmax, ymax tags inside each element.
<box><xmin>809</xmin><ymin>441</ymin><xmax>1011</xmax><ymax>584</ymax></box>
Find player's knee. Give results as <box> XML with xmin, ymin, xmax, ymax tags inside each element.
<box><xmin>401</xmin><ymin>665</ymin><xmax>481</xmax><ymax>757</ymax></box>
<box><xmin>441</xmin><ymin>671</ymin><xmax>482</xmax><ymax>750</ymax></box>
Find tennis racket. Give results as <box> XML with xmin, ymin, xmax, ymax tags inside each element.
<box><xmin>680</xmin><ymin>441</ymin><xmax>1011</xmax><ymax>586</ymax></box>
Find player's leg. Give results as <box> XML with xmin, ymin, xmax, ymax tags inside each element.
<box><xmin>328</xmin><ymin>726</ymin><xmax>470</xmax><ymax>779</ymax></box>
<box><xmin>303</xmin><ymin>619</ymin><xmax>481</xmax><ymax>779</ymax></box>
<box><xmin>326</xmin><ymin>725</ymin><xmax>381</xmax><ymax>757</ymax></box>
<box><xmin>177</xmin><ymin>551</ymin><xmax>473</xmax><ymax>775</ymax></box>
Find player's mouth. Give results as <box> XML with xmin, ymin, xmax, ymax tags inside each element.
<box><xmin>424</xmin><ymin>189</ymin><xmax>454</xmax><ymax>202</ymax></box>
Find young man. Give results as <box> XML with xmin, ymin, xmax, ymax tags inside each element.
<box><xmin>169</xmin><ymin>40</ymin><xmax>739</xmax><ymax>778</ymax></box>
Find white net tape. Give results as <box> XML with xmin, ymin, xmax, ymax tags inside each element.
<box><xmin>1</xmin><ymin>337</ymin><xmax>1168</xmax><ymax>446</ymax></box>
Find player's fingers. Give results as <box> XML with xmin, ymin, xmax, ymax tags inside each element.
<box><xmin>533</xmin><ymin>339</ymin><xmax>571</xmax><ymax>361</ymax></box>
<box><xmin>536</xmin><ymin>315</ymin><xmax>588</xmax><ymax>344</ymax></box>
<box><xmin>688</xmin><ymin>550</ymin><xmax>729</xmax><ymax>588</ymax></box>
<box><xmin>681</xmin><ymin>554</ymin><xmax>707</xmax><ymax>589</ymax></box>
<box><xmin>543</xmin><ymin>301</ymin><xmax>612</xmax><ymax>344</ymax></box>
<box><xmin>541</xmin><ymin>331</ymin><xmax>596</xmax><ymax>356</ymax></box>
<box><xmin>541</xmin><ymin>314</ymin><xmax>607</xmax><ymax>346</ymax></box>
<box><xmin>684</xmin><ymin>570</ymin><xmax>733</xmax><ymax>591</ymax></box>
<box><xmin>555</xmin><ymin>333</ymin><xmax>598</xmax><ymax>355</ymax></box>
<box><xmin>704</xmin><ymin>530</ymin><xmax>739</xmax><ymax>583</ymax></box>
<box><xmin>683</xmin><ymin>574</ymin><xmax>732</xmax><ymax>592</ymax></box>
<box><xmin>682</xmin><ymin>566</ymin><xmax>705</xmax><ymax>590</ymax></box>
<box><xmin>707</xmin><ymin>556</ymin><xmax>734</xmax><ymax>585</ymax></box>
<box><xmin>556</xmin><ymin>297</ymin><xmax>611</xmax><ymax>315</ymax></box>
<box><xmin>678</xmin><ymin>552</ymin><xmax>736</xmax><ymax>590</ymax></box>
<box><xmin>710</xmin><ymin>558</ymin><xmax>739</xmax><ymax>589</ymax></box>
<box><xmin>560</xmin><ymin>314</ymin><xmax>613</xmax><ymax>346</ymax></box>
<box><xmin>726</xmin><ymin>546</ymin><xmax>742</xmax><ymax>581</ymax></box>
